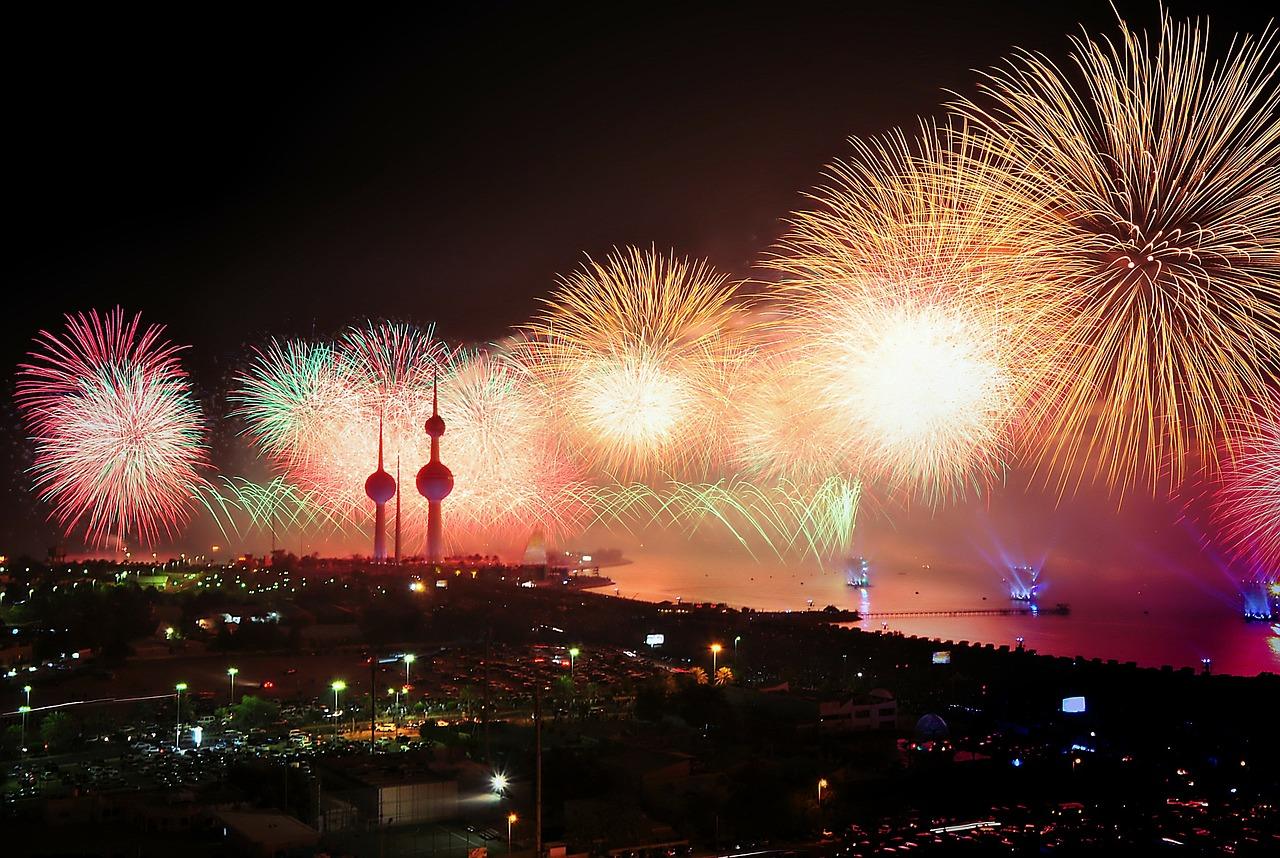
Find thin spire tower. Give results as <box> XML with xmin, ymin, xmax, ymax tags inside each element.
<box><xmin>416</xmin><ymin>369</ymin><xmax>454</xmax><ymax>564</ymax></box>
<box><xmin>364</xmin><ymin>412</ymin><xmax>396</xmax><ymax>561</ymax></box>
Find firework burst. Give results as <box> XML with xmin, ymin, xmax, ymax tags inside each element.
<box><xmin>522</xmin><ymin>247</ymin><xmax>751</xmax><ymax>481</ymax></box>
<box><xmin>439</xmin><ymin>346</ymin><xmax>590</xmax><ymax>547</ymax></box>
<box><xmin>15</xmin><ymin>308</ymin><xmax>209</xmax><ymax>546</ymax></box>
<box><xmin>773</xmin><ymin>122</ymin><xmax>1042</xmax><ymax>502</ymax></box>
<box><xmin>1212</xmin><ymin>406</ymin><xmax>1280</xmax><ymax>573</ymax></box>
<box><xmin>955</xmin><ymin>13</ymin><xmax>1280</xmax><ymax>495</ymax></box>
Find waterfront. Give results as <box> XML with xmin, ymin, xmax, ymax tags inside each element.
<box><xmin>604</xmin><ymin>543</ymin><xmax>1280</xmax><ymax>677</ymax></box>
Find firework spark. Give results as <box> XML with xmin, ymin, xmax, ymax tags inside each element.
<box><xmin>15</xmin><ymin>308</ymin><xmax>209</xmax><ymax>546</ymax></box>
<box><xmin>955</xmin><ymin>13</ymin><xmax>1280</xmax><ymax>495</ymax></box>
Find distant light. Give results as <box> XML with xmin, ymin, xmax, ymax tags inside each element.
<box><xmin>491</xmin><ymin>773</ymin><xmax>508</xmax><ymax>793</ymax></box>
<box><xmin>1061</xmin><ymin>696</ymin><xmax>1086</xmax><ymax>714</ymax></box>
<box><xmin>1011</xmin><ymin>758</ymin><xmax>1022</xmax><ymax>768</ymax></box>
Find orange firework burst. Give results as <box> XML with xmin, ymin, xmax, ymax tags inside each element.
<box><xmin>772</xmin><ymin>122</ymin><xmax>1046</xmax><ymax>502</ymax></box>
<box><xmin>955</xmin><ymin>13</ymin><xmax>1280</xmax><ymax>496</ymax></box>
<box><xmin>522</xmin><ymin>247</ymin><xmax>751</xmax><ymax>481</ymax></box>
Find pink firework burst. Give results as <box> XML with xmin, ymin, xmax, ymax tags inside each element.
<box><xmin>15</xmin><ymin>308</ymin><xmax>209</xmax><ymax>547</ymax></box>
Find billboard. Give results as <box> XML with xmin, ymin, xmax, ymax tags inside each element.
<box><xmin>1061</xmin><ymin>696</ymin><xmax>1086</xmax><ymax>713</ymax></box>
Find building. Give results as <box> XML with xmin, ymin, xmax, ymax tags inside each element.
<box><xmin>217</xmin><ymin>810</ymin><xmax>320</xmax><ymax>857</ymax></box>
<box><xmin>818</xmin><ymin>688</ymin><xmax>898</xmax><ymax>732</ymax></box>
<box><xmin>318</xmin><ymin>755</ymin><xmax>458</xmax><ymax>830</ymax></box>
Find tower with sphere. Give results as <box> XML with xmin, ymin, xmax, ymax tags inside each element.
<box><xmin>364</xmin><ymin>415</ymin><xmax>396</xmax><ymax>561</ymax></box>
<box><xmin>416</xmin><ymin>373</ymin><xmax>454</xmax><ymax>563</ymax></box>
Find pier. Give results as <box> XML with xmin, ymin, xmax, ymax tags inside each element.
<box><xmin>862</xmin><ymin>604</ymin><xmax>1070</xmax><ymax>619</ymax></box>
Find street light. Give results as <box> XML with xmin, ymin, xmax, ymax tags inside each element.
<box><xmin>568</xmin><ymin>647</ymin><xmax>580</xmax><ymax>679</ymax></box>
<box><xmin>403</xmin><ymin>653</ymin><xmax>416</xmax><ymax>686</ymax></box>
<box><xmin>710</xmin><ymin>643</ymin><xmax>722</xmax><ymax>674</ymax></box>
<box><xmin>508</xmin><ymin>812</ymin><xmax>518</xmax><ymax>853</ymax></box>
<box><xmin>734</xmin><ymin>636</ymin><xmax>741</xmax><ymax>661</ymax></box>
<box><xmin>227</xmin><ymin>667</ymin><xmax>239</xmax><ymax>706</ymax></box>
<box><xmin>174</xmin><ymin>683</ymin><xmax>187</xmax><ymax>749</ymax></box>
<box><xmin>491</xmin><ymin>772</ymin><xmax>509</xmax><ymax>794</ymax></box>
<box><xmin>22</xmin><ymin>685</ymin><xmax>31</xmax><ymax>709</ymax></box>
<box><xmin>18</xmin><ymin>705</ymin><xmax>30</xmax><ymax>754</ymax></box>
<box><xmin>331</xmin><ymin>680</ymin><xmax>346</xmax><ymax>742</ymax></box>
<box><xmin>818</xmin><ymin>777</ymin><xmax>828</xmax><ymax>805</ymax></box>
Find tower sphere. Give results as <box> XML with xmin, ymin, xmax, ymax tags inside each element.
<box><xmin>425</xmin><ymin>413</ymin><xmax>446</xmax><ymax>437</ymax></box>
<box><xmin>365</xmin><ymin>468</ymin><xmax>396</xmax><ymax>504</ymax></box>
<box><xmin>416</xmin><ymin>460</ymin><xmax>454</xmax><ymax>502</ymax></box>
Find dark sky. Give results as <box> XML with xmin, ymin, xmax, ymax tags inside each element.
<box><xmin>2</xmin><ymin>1</ymin><xmax>1268</xmax><ymax>554</ymax></box>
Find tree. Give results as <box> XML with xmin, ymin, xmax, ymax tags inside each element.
<box><xmin>230</xmin><ymin>695</ymin><xmax>281</xmax><ymax>729</ymax></box>
<box><xmin>714</xmin><ymin>666</ymin><xmax>734</xmax><ymax>686</ymax></box>
<box><xmin>690</xmin><ymin>667</ymin><xmax>709</xmax><ymax>686</ymax></box>
<box><xmin>39</xmin><ymin>712</ymin><xmax>78</xmax><ymax>752</ymax></box>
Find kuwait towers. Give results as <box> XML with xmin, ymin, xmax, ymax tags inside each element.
<box><xmin>416</xmin><ymin>374</ymin><xmax>454</xmax><ymax>563</ymax></box>
<box><xmin>364</xmin><ymin>415</ymin><xmax>396</xmax><ymax>561</ymax></box>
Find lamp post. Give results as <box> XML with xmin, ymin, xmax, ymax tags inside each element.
<box><xmin>568</xmin><ymin>647</ymin><xmax>579</xmax><ymax>679</ymax></box>
<box><xmin>710</xmin><ymin>643</ymin><xmax>722</xmax><ymax>674</ymax></box>
<box><xmin>818</xmin><ymin>777</ymin><xmax>827</xmax><ymax>805</ymax></box>
<box><xmin>174</xmin><ymin>683</ymin><xmax>187</xmax><ymax>749</ymax></box>
<box><xmin>734</xmin><ymin>636</ymin><xmax>741</xmax><ymax>662</ymax></box>
<box><xmin>331</xmin><ymin>680</ymin><xmax>346</xmax><ymax>742</ymax></box>
<box><xmin>22</xmin><ymin>685</ymin><xmax>31</xmax><ymax>709</ymax></box>
<box><xmin>18</xmin><ymin>705</ymin><xmax>30</xmax><ymax>755</ymax></box>
<box><xmin>508</xmin><ymin>812</ymin><xmax>518</xmax><ymax>853</ymax></box>
<box><xmin>227</xmin><ymin>667</ymin><xmax>238</xmax><ymax>706</ymax></box>
<box><xmin>403</xmin><ymin>653</ymin><xmax>415</xmax><ymax>686</ymax></box>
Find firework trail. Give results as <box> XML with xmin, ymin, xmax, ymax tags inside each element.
<box><xmin>521</xmin><ymin>247</ymin><xmax>752</xmax><ymax>481</ymax></box>
<box><xmin>584</xmin><ymin>475</ymin><xmax>861</xmax><ymax>561</ymax></box>
<box><xmin>955</xmin><ymin>13</ymin><xmax>1280</xmax><ymax>496</ymax></box>
<box><xmin>191</xmin><ymin>476</ymin><xmax>354</xmax><ymax>543</ymax></box>
<box><xmin>15</xmin><ymin>308</ymin><xmax>209</xmax><ymax>547</ymax></box>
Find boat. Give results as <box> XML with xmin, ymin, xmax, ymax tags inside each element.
<box><xmin>1006</xmin><ymin>564</ymin><xmax>1041</xmax><ymax>602</ymax></box>
<box><xmin>845</xmin><ymin>556</ymin><xmax>872</xmax><ymax>588</ymax></box>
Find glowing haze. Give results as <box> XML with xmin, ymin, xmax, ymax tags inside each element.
<box><xmin>13</xmin><ymin>11</ymin><xmax>1280</xmax><ymax>577</ymax></box>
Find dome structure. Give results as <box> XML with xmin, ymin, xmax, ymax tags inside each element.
<box><xmin>365</xmin><ymin>468</ymin><xmax>396</xmax><ymax>503</ymax></box>
<box><xmin>914</xmin><ymin>713</ymin><xmax>950</xmax><ymax>741</ymax></box>
<box><xmin>416</xmin><ymin>459</ymin><xmax>454</xmax><ymax>502</ymax></box>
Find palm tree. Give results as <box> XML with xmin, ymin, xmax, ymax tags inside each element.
<box><xmin>690</xmin><ymin>667</ymin><xmax>709</xmax><ymax>685</ymax></box>
<box><xmin>714</xmin><ymin>666</ymin><xmax>734</xmax><ymax>686</ymax></box>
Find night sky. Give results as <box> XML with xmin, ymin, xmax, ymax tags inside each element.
<box><xmin>2</xmin><ymin>1</ymin><xmax>1269</xmax><ymax>555</ymax></box>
